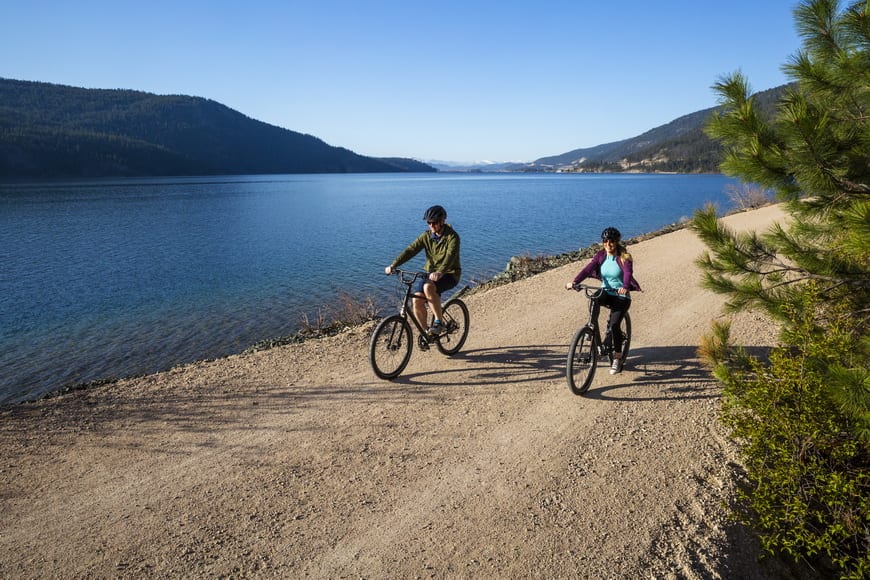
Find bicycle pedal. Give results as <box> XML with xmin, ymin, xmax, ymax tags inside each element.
<box><xmin>417</xmin><ymin>335</ymin><xmax>431</xmax><ymax>351</ymax></box>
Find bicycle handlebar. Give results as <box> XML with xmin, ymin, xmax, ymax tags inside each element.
<box><xmin>572</xmin><ymin>283</ymin><xmax>605</xmax><ymax>298</ymax></box>
<box><xmin>388</xmin><ymin>268</ymin><xmax>429</xmax><ymax>285</ymax></box>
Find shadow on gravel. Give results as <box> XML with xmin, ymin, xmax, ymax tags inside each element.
<box><xmin>0</xmin><ymin>345</ymin><xmax>569</xmax><ymax>449</ymax></box>
<box><xmin>397</xmin><ymin>344</ymin><xmax>776</xmax><ymax>397</ymax></box>
<box><xmin>1</xmin><ymin>345</ymin><xmax>778</xmax><ymax>452</ymax></box>
<box><xmin>580</xmin><ymin>345</ymin><xmax>774</xmax><ymax>402</ymax></box>
<box><xmin>395</xmin><ymin>344</ymin><xmax>567</xmax><ymax>386</ymax></box>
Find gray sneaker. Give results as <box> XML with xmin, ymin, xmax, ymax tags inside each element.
<box><xmin>428</xmin><ymin>321</ymin><xmax>445</xmax><ymax>336</ymax></box>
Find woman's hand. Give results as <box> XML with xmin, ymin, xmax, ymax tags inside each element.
<box><xmin>566</xmin><ymin>282</ymin><xmax>574</xmax><ymax>290</ymax></box>
<box><xmin>385</xmin><ymin>266</ymin><xmax>393</xmax><ymax>275</ymax></box>
<box><xmin>429</xmin><ymin>271</ymin><xmax>443</xmax><ymax>282</ymax></box>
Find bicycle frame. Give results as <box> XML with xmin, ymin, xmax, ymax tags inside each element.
<box><xmin>395</xmin><ymin>270</ymin><xmax>436</xmax><ymax>337</ymax></box>
<box><xmin>578</xmin><ymin>285</ymin><xmax>609</xmax><ymax>354</ymax></box>
<box><xmin>394</xmin><ymin>269</ymin><xmax>467</xmax><ymax>338</ymax></box>
<box><xmin>369</xmin><ymin>268</ymin><xmax>471</xmax><ymax>379</ymax></box>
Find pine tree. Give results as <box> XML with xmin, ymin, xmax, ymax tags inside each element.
<box><xmin>695</xmin><ymin>0</ymin><xmax>869</xmax><ymax>327</ymax></box>
<box><xmin>691</xmin><ymin>1</ymin><xmax>869</xmax><ymax>576</ymax></box>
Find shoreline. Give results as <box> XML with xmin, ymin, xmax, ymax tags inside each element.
<box><xmin>6</xmin><ymin>215</ymin><xmax>704</xmax><ymax>409</ymax></box>
<box><xmin>3</xmin><ymin>173</ymin><xmax>740</xmax><ymax>408</ymax></box>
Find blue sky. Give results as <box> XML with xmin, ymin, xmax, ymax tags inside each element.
<box><xmin>2</xmin><ymin>1</ymin><xmax>802</xmax><ymax>164</ymax></box>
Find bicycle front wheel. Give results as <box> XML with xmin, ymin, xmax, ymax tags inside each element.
<box><xmin>435</xmin><ymin>299</ymin><xmax>470</xmax><ymax>355</ymax></box>
<box><xmin>567</xmin><ymin>327</ymin><xmax>597</xmax><ymax>395</ymax></box>
<box><xmin>369</xmin><ymin>315</ymin><xmax>413</xmax><ymax>380</ymax></box>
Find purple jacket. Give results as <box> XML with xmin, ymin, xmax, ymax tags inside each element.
<box><xmin>572</xmin><ymin>250</ymin><xmax>643</xmax><ymax>292</ymax></box>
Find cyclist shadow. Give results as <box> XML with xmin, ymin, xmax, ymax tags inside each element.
<box><xmin>396</xmin><ymin>344</ymin><xmax>567</xmax><ymax>387</ymax></box>
<box><xmin>392</xmin><ymin>343</ymin><xmax>774</xmax><ymax>401</ymax></box>
<box><xmin>583</xmin><ymin>345</ymin><xmax>774</xmax><ymax>402</ymax></box>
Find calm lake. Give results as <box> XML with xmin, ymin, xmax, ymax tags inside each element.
<box><xmin>0</xmin><ymin>172</ymin><xmax>738</xmax><ymax>404</ymax></box>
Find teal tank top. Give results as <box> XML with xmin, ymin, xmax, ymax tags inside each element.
<box><xmin>600</xmin><ymin>255</ymin><xmax>624</xmax><ymax>295</ymax></box>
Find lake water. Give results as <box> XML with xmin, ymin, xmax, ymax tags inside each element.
<box><xmin>0</xmin><ymin>172</ymin><xmax>737</xmax><ymax>404</ymax></box>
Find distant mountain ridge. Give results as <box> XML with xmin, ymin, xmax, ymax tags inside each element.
<box><xmin>0</xmin><ymin>78</ymin><xmax>434</xmax><ymax>178</ymax></box>
<box><xmin>445</xmin><ymin>84</ymin><xmax>790</xmax><ymax>174</ymax></box>
<box><xmin>530</xmin><ymin>107</ymin><xmax>721</xmax><ymax>172</ymax></box>
<box><xmin>1</xmin><ymin>78</ymin><xmax>790</xmax><ymax>179</ymax></box>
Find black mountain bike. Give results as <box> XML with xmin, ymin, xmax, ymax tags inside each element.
<box><xmin>369</xmin><ymin>269</ymin><xmax>470</xmax><ymax>380</ymax></box>
<box><xmin>566</xmin><ymin>283</ymin><xmax>632</xmax><ymax>395</ymax></box>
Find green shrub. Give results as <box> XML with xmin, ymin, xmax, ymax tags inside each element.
<box><xmin>710</xmin><ymin>295</ymin><xmax>869</xmax><ymax>578</ymax></box>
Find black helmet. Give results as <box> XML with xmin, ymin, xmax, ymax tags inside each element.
<box><xmin>601</xmin><ymin>227</ymin><xmax>621</xmax><ymax>242</ymax></box>
<box><xmin>423</xmin><ymin>204</ymin><xmax>447</xmax><ymax>223</ymax></box>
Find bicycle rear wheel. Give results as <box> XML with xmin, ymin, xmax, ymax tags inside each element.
<box><xmin>369</xmin><ymin>315</ymin><xmax>413</xmax><ymax>380</ymax></box>
<box><xmin>435</xmin><ymin>299</ymin><xmax>470</xmax><ymax>355</ymax></box>
<box><xmin>607</xmin><ymin>312</ymin><xmax>632</xmax><ymax>368</ymax></box>
<box><xmin>567</xmin><ymin>327</ymin><xmax>597</xmax><ymax>395</ymax></box>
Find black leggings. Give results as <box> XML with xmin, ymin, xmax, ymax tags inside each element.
<box><xmin>598</xmin><ymin>293</ymin><xmax>631</xmax><ymax>353</ymax></box>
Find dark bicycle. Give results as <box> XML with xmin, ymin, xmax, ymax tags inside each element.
<box><xmin>369</xmin><ymin>269</ymin><xmax>470</xmax><ymax>380</ymax></box>
<box><xmin>566</xmin><ymin>283</ymin><xmax>632</xmax><ymax>395</ymax></box>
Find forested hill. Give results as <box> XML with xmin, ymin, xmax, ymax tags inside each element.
<box><xmin>514</xmin><ymin>84</ymin><xmax>791</xmax><ymax>174</ymax></box>
<box><xmin>0</xmin><ymin>78</ymin><xmax>435</xmax><ymax>179</ymax></box>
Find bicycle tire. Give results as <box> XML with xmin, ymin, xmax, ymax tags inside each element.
<box><xmin>369</xmin><ymin>315</ymin><xmax>413</xmax><ymax>380</ymax></box>
<box><xmin>607</xmin><ymin>312</ymin><xmax>632</xmax><ymax>368</ymax></box>
<box><xmin>566</xmin><ymin>327</ymin><xmax>597</xmax><ymax>395</ymax></box>
<box><xmin>435</xmin><ymin>299</ymin><xmax>470</xmax><ymax>355</ymax></box>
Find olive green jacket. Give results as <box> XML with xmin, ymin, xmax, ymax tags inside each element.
<box><xmin>391</xmin><ymin>224</ymin><xmax>461</xmax><ymax>279</ymax></box>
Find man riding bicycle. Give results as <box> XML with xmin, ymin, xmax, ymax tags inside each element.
<box><xmin>385</xmin><ymin>205</ymin><xmax>461</xmax><ymax>336</ymax></box>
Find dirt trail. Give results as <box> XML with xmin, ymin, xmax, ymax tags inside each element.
<box><xmin>0</xmin><ymin>205</ymin><xmax>795</xmax><ymax>578</ymax></box>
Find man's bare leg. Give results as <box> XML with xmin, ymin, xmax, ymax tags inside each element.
<box><xmin>423</xmin><ymin>282</ymin><xmax>443</xmax><ymax>321</ymax></box>
<box><xmin>412</xmin><ymin>294</ymin><xmax>429</xmax><ymax>329</ymax></box>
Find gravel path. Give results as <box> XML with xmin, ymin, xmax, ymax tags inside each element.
<box><xmin>0</xmin><ymin>205</ymin><xmax>799</xmax><ymax>578</ymax></box>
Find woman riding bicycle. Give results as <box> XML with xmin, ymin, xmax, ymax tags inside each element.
<box><xmin>385</xmin><ymin>205</ymin><xmax>461</xmax><ymax>336</ymax></box>
<box><xmin>565</xmin><ymin>227</ymin><xmax>641</xmax><ymax>374</ymax></box>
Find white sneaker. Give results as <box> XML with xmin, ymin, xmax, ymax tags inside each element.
<box><xmin>609</xmin><ymin>357</ymin><xmax>623</xmax><ymax>375</ymax></box>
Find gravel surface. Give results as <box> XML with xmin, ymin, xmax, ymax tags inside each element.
<box><xmin>0</xmin><ymin>205</ymin><xmax>802</xmax><ymax>578</ymax></box>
